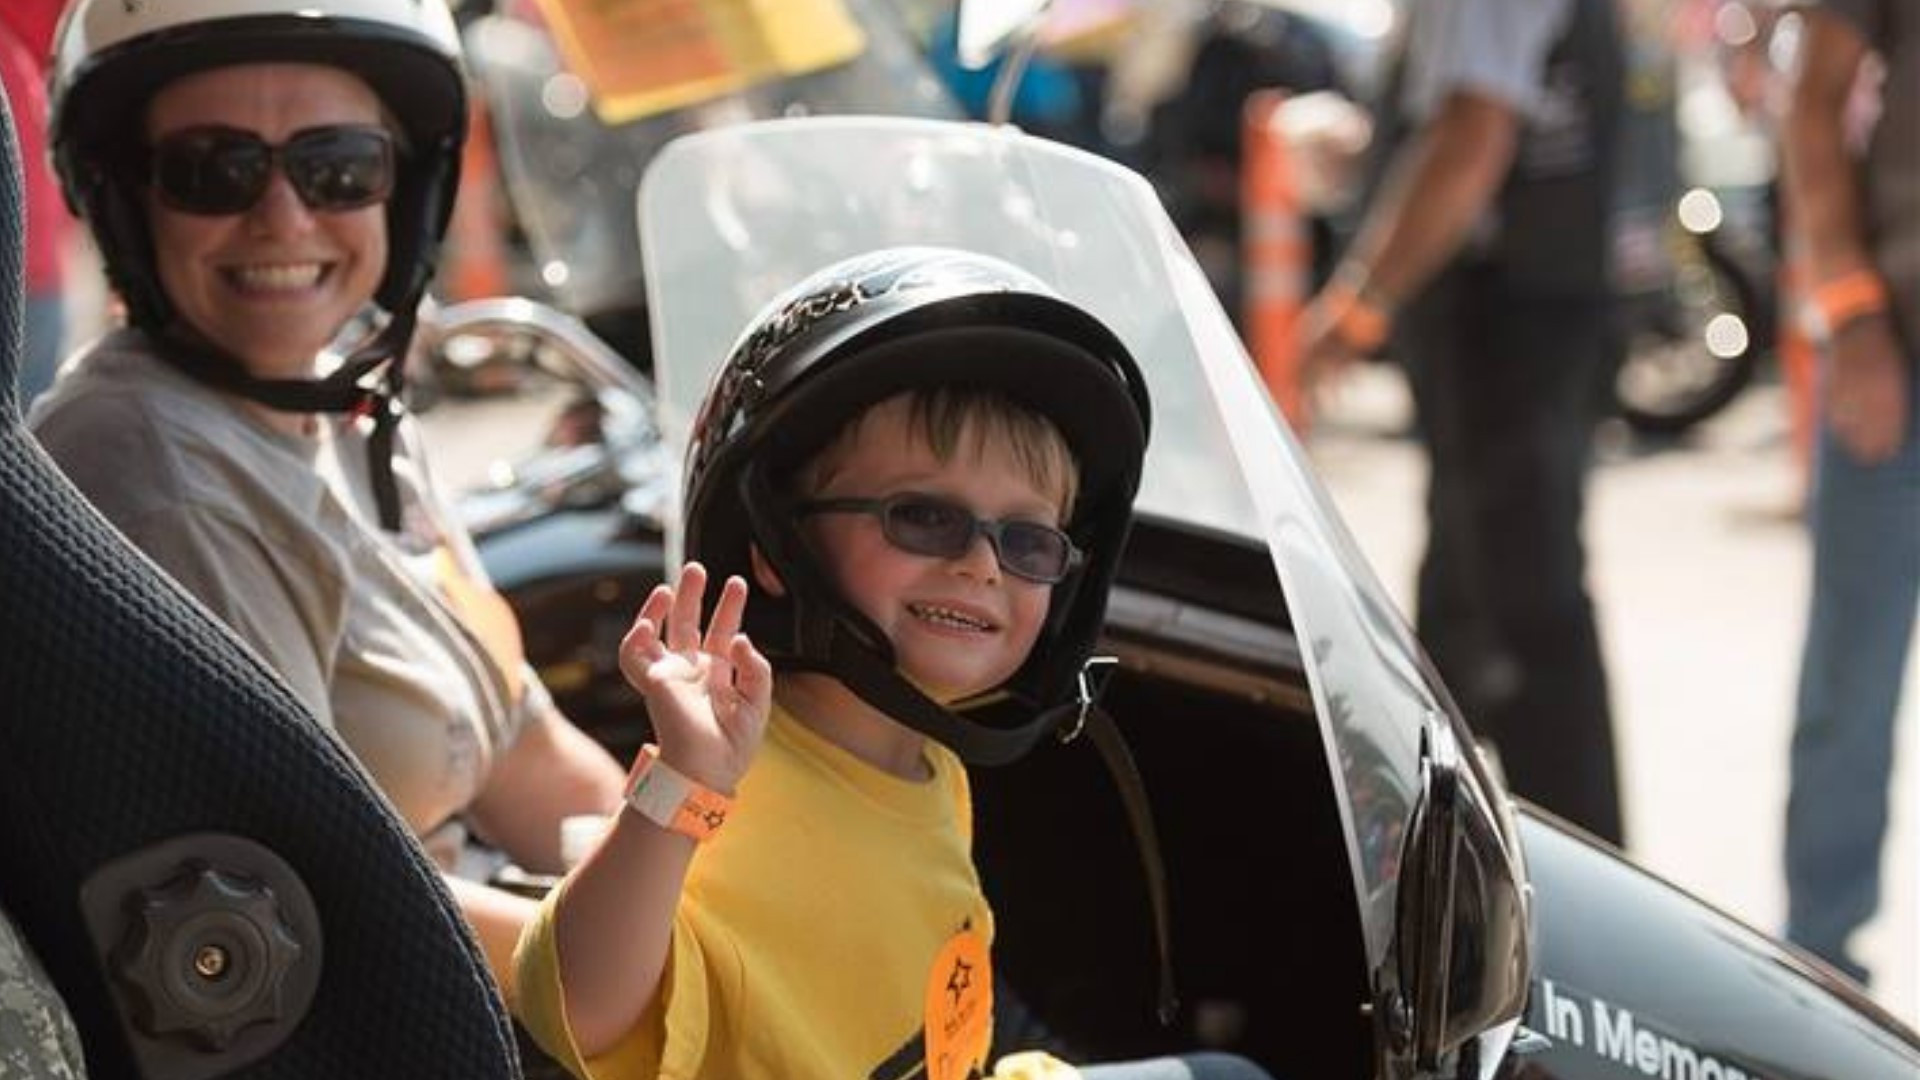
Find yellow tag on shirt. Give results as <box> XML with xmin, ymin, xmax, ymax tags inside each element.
<box><xmin>532</xmin><ymin>0</ymin><xmax>867</xmax><ymax>124</ymax></box>
<box><xmin>923</xmin><ymin>925</ymin><xmax>993</xmax><ymax>1080</ymax></box>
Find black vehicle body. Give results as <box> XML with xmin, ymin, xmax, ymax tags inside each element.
<box><xmin>426</xmin><ymin>114</ymin><xmax>1918</xmax><ymax>1079</ymax></box>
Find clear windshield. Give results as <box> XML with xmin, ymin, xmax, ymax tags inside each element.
<box><xmin>639</xmin><ymin>116</ymin><xmax>1446</xmax><ymax>968</ymax></box>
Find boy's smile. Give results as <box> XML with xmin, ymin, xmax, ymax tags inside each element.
<box><xmin>799</xmin><ymin>396</ymin><xmax>1065</xmax><ymax>702</ymax></box>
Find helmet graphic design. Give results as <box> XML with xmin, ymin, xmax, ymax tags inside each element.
<box><xmin>684</xmin><ymin>247</ymin><xmax>1152</xmax><ymax>766</ymax></box>
<box><xmin>50</xmin><ymin>0</ymin><xmax>468</xmax><ymax>333</ymax></box>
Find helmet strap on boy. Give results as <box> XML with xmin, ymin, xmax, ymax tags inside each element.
<box><xmin>1073</xmin><ymin>687</ymin><xmax>1180</xmax><ymax>1026</ymax></box>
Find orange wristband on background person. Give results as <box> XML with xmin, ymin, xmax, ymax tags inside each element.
<box><xmin>623</xmin><ymin>744</ymin><xmax>733</xmax><ymax>842</ymax></box>
<box><xmin>1804</xmin><ymin>267</ymin><xmax>1889</xmax><ymax>343</ymax></box>
<box><xmin>1321</xmin><ymin>265</ymin><xmax>1393</xmax><ymax>354</ymax></box>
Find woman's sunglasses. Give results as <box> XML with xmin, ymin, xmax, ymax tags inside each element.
<box><xmin>796</xmin><ymin>493</ymin><xmax>1083</xmax><ymax>585</ymax></box>
<box><xmin>145</xmin><ymin>124</ymin><xmax>396</xmax><ymax>216</ymax></box>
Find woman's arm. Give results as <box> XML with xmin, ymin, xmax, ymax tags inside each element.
<box><xmin>467</xmin><ymin>700</ymin><xmax>625</xmax><ymax>874</ymax></box>
<box><xmin>445</xmin><ymin>874</ymin><xmax>541</xmax><ymax>1000</ymax></box>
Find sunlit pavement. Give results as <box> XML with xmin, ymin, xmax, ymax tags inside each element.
<box><xmin>1307</xmin><ymin>362</ymin><xmax>1918</xmax><ymax>1027</ymax></box>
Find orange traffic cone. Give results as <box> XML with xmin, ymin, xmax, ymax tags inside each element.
<box><xmin>442</xmin><ymin>92</ymin><xmax>512</xmax><ymax>302</ymax></box>
<box><xmin>1241</xmin><ymin>89</ymin><xmax>1312</xmax><ymax>432</ymax></box>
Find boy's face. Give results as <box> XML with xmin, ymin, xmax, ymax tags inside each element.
<box><xmin>800</xmin><ymin>396</ymin><xmax>1066</xmax><ymax>702</ymax></box>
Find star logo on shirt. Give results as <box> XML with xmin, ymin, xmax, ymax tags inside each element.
<box><xmin>945</xmin><ymin>956</ymin><xmax>974</xmax><ymax>1008</ymax></box>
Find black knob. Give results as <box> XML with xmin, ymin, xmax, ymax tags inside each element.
<box><xmin>116</xmin><ymin>863</ymin><xmax>304</xmax><ymax>1051</ymax></box>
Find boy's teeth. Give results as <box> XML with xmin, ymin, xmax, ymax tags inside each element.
<box><xmin>910</xmin><ymin>603</ymin><xmax>989</xmax><ymax>630</ymax></box>
<box><xmin>232</xmin><ymin>263</ymin><xmax>323</xmax><ymax>290</ymax></box>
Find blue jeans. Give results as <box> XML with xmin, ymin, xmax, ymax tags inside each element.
<box><xmin>1082</xmin><ymin>1053</ymin><xmax>1275</xmax><ymax>1080</ymax></box>
<box><xmin>1783</xmin><ymin>353</ymin><xmax>1920</xmax><ymax>984</ymax></box>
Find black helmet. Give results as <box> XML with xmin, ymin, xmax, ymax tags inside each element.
<box><xmin>685</xmin><ymin>247</ymin><xmax>1152</xmax><ymax>766</ymax></box>
<box><xmin>49</xmin><ymin>0</ymin><xmax>468</xmax><ymax>333</ymax></box>
<box><xmin>48</xmin><ymin>0</ymin><xmax>468</xmax><ymax>529</ymax></box>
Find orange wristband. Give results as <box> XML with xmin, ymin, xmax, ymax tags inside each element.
<box><xmin>1807</xmin><ymin>268</ymin><xmax>1889</xmax><ymax>341</ymax></box>
<box><xmin>1323</xmin><ymin>277</ymin><xmax>1392</xmax><ymax>354</ymax></box>
<box><xmin>624</xmin><ymin>745</ymin><xmax>733</xmax><ymax>842</ymax></box>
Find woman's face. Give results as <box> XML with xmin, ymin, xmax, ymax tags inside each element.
<box><xmin>145</xmin><ymin>64</ymin><xmax>389</xmax><ymax>379</ymax></box>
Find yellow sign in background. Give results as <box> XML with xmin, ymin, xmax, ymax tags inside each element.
<box><xmin>533</xmin><ymin>0</ymin><xmax>868</xmax><ymax>125</ymax></box>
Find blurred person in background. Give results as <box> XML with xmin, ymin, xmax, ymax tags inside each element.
<box><xmin>1300</xmin><ymin>0</ymin><xmax>1628</xmax><ymax>846</ymax></box>
<box><xmin>1779</xmin><ymin>0</ymin><xmax>1916</xmax><ymax>986</ymax></box>
<box><xmin>0</xmin><ymin>0</ymin><xmax>73</xmax><ymax>405</ymax></box>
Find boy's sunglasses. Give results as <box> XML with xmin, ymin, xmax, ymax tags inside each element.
<box><xmin>796</xmin><ymin>493</ymin><xmax>1083</xmax><ymax>584</ymax></box>
<box><xmin>145</xmin><ymin>125</ymin><xmax>396</xmax><ymax>216</ymax></box>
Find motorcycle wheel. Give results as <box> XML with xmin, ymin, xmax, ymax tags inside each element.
<box><xmin>1614</xmin><ymin>237</ymin><xmax>1766</xmax><ymax>438</ymax></box>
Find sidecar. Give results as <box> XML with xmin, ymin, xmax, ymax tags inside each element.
<box><xmin>619</xmin><ymin>114</ymin><xmax>1920</xmax><ymax>1080</ymax></box>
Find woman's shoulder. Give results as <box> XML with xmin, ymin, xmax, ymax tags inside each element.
<box><xmin>30</xmin><ymin>333</ymin><xmax>329</xmax><ymax>533</ymax></box>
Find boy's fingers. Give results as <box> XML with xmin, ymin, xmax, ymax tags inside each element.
<box><xmin>637</xmin><ymin>583</ymin><xmax>673</xmax><ymax>627</ymax></box>
<box><xmin>618</xmin><ymin>617</ymin><xmax>661</xmax><ymax>683</ymax></box>
<box><xmin>730</xmin><ymin>634</ymin><xmax>773</xmax><ymax>715</ymax></box>
<box><xmin>704</xmin><ymin>575</ymin><xmax>749</xmax><ymax>654</ymax></box>
<box><xmin>666</xmin><ymin>562</ymin><xmax>708</xmax><ymax>654</ymax></box>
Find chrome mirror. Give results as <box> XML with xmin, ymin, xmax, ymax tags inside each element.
<box><xmin>411</xmin><ymin>298</ymin><xmax>672</xmax><ymax>536</ymax></box>
<box><xmin>1392</xmin><ymin>714</ymin><xmax>1531</xmax><ymax>1076</ymax></box>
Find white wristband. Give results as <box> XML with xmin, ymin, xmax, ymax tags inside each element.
<box><xmin>623</xmin><ymin>745</ymin><xmax>732</xmax><ymax>842</ymax></box>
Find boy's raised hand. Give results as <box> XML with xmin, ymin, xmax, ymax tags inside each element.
<box><xmin>619</xmin><ymin>562</ymin><xmax>772</xmax><ymax>794</ymax></box>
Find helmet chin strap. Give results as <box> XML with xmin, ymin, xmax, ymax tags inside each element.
<box><xmin>811</xmin><ymin>623</ymin><xmax>1063</xmax><ymax>767</ymax></box>
<box><xmin>152</xmin><ymin>302</ymin><xmax>419</xmax><ymax>530</ymax></box>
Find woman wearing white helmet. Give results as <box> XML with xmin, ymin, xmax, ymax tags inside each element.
<box><xmin>29</xmin><ymin>0</ymin><xmax>627</xmax><ymax>994</ymax></box>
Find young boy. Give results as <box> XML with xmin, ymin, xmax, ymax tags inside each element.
<box><xmin>514</xmin><ymin>248</ymin><xmax>1272</xmax><ymax>1080</ymax></box>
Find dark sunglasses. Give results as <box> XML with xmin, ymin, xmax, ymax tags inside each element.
<box><xmin>797</xmin><ymin>493</ymin><xmax>1083</xmax><ymax>585</ymax></box>
<box><xmin>145</xmin><ymin>124</ymin><xmax>396</xmax><ymax>216</ymax></box>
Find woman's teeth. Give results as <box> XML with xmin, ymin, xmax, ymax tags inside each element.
<box><xmin>909</xmin><ymin>603</ymin><xmax>991</xmax><ymax>631</ymax></box>
<box><xmin>228</xmin><ymin>263</ymin><xmax>325</xmax><ymax>291</ymax></box>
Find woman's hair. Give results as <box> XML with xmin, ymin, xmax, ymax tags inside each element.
<box><xmin>795</xmin><ymin>387</ymin><xmax>1081</xmax><ymax>518</ymax></box>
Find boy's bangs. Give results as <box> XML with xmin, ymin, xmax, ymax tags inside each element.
<box><xmin>797</xmin><ymin>388</ymin><xmax>1081</xmax><ymax>518</ymax></box>
<box><xmin>908</xmin><ymin>389</ymin><xmax>1080</xmax><ymax>518</ymax></box>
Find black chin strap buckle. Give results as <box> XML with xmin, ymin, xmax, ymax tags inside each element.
<box><xmin>1059</xmin><ymin>655</ymin><xmax>1118</xmax><ymax>744</ymax></box>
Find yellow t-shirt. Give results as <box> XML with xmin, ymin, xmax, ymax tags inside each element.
<box><xmin>516</xmin><ymin>705</ymin><xmax>998</xmax><ymax>1080</ymax></box>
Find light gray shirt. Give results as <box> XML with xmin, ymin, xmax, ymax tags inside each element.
<box><xmin>30</xmin><ymin>333</ymin><xmax>541</xmax><ymax>866</ymax></box>
<box><xmin>1401</xmin><ymin>0</ymin><xmax>1576</xmax><ymax>120</ymax></box>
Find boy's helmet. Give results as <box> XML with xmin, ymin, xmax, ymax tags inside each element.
<box><xmin>684</xmin><ymin>247</ymin><xmax>1152</xmax><ymax>766</ymax></box>
<box><xmin>49</xmin><ymin>0</ymin><xmax>468</xmax><ymax>334</ymax></box>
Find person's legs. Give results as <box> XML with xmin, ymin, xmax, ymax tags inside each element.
<box><xmin>1404</xmin><ymin>278</ymin><xmax>1622</xmax><ymax>845</ymax></box>
<box><xmin>1784</xmin><ymin>369</ymin><xmax>1920</xmax><ymax>983</ymax></box>
<box><xmin>1464</xmin><ymin>294</ymin><xmax>1621</xmax><ymax>845</ymax></box>
<box><xmin>1080</xmin><ymin>1052</ymin><xmax>1275</xmax><ymax>1079</ymax></box>
<box><xmin>1404</xmin><ymin>271</ymin><xmax>1499</xmax><ymax>701</ymax></box>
